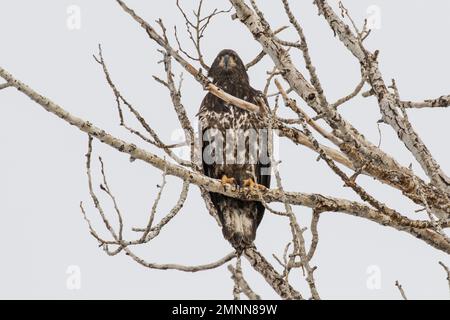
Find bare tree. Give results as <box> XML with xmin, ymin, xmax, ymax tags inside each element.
<box><xmin>0</xmin><ymin>0</ymin><xmax>449</xmax><ymax>300</ymax></box>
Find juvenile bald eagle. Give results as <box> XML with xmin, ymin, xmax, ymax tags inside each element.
<box><xmin>198</xmin><ymin>49</ymin><xmax>271</xmax><ymax>251</ymax></box>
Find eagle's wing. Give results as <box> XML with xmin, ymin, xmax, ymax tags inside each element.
<box><xmin>252</xmin><ymin>89</ymin><xmax>271</xmax><ymax>226</ymax></box>
<box><xmin>198</xmin><ymin>94</ymin><xmax>224</xmax><ymax>217</ymax></box>
<box><xmin>199</xmin><ymin>93</ymin><xmax>219</xmax><ymax>180</ymax></box>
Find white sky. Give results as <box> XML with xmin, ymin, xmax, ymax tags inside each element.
<box><xmin>0</xmin><ymin>0</ymin><xmax>449</xmax><ymax>299</ymax></box>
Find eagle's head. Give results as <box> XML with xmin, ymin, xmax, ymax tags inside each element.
<box><xmin>208</xmin><ymin>49</ymin><xmax>249</xmax><ymax>86</ymax></box>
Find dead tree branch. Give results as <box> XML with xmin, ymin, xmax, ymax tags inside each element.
<box><xmin>244</xmin><ymin>246</ymin><xmax>302</xmax><ymax>300</ymax></box>
<box><xmin>395</xmin><ymin>280</ymin><xmax>408</xmax><ymax>300</ymax></box>
<box><xmin>400</xmin><ymin>96</ymin><xmax>450</xmax><ymax>109</ymax></box>
<box><xmin>175</xmin><ymin>0</ymin><xmax>231</xmax><ymax>70</ymax></box>
<box><xmin>228</xmin><ymin>258</ymin><xmax>261</xmax><ymax>300</ymax></box>
<box><xmin>438</xmin><ymin>261</ymin><xmax>450</xmax><ymax>296</ymax></box>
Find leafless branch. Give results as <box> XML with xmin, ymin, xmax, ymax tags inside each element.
<box><xmin>395</xmin><ymin>280</ymin><xmax>408</xmax><ymax>300</ymax></box>
<box><xmin>307</xmin><ymin>209</ymin><xmax>321</xmax><ymax>261</ymax></box>
<box><xmin>438</xmin><ymin>261</ymin><xmax>450</xmax><ymax>296</ymax></box>
<box><xmin>228</xmin><ymin>258</ymin><xmax>261</xmax><ymax>300</ymax></box>
<box><xmin>175</xmin><ymin>0</ymin><xmax>231</xmax><ymax>70</ymax></box>
<box><xmin>0</xmin><ymin>82</ymin><xmax>11</xmax><ymax>90</ymax></box>
<box><xmin>246</xmin><ymin>25</ymin><xmax>289</xmax><ymax>70</ymax></box>
<box><xmin>400</xmin><ymin>95</ymin><xmax>450</xmax><ymax>109</ymax></box>
<box><xmin>331</xmin><ymin>70</ymin><xmax>367</xmax><ymax>109</ymax></box>
<box><xmin>244</xmin><ymin>246</ymin><xmax>302</xmax><ymax>300</ymax></box>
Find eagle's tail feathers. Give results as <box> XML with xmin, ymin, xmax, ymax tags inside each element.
<box><xmin>222</xmin><ymin>206</ymin><xmax>256</xmax><ymax>252</ymax></box>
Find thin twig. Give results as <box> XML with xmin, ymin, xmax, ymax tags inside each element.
<box><xmin>331</xmin><ymin>71</ymin><xmax>367</xmax><ymax>109</ymax></box>
<box><xmin>246</xmin><ymin>25</ymin><xmax>289</xmax><ymax>69</ymax></box>
<box><xmin>438</xmin><ymin>261</ymin><xmax>450</xmax><ymax>296</ymax></box>
<box><xmin>395</xmin><ymin>280</ymin><xmax>408</xmax><ymax>300</ymax></box>
<box><xmin>175</xmin><ymin>0</ymin><xmax>231</xmax><ymax>70</ymax></box>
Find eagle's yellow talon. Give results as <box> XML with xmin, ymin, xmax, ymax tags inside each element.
<box><xmin>243</xmin><ymin>178</ymin><xmax>266</xmax><ymax>191</ymax></box>
<box><xmin>221</xmin><ymin>175</ymin><xmax>236</xmax><ymax>185</ymax></box>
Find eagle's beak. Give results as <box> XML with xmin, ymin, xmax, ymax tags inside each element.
<box><xmin>223</xmin><ymin>55</ymin><xmax>230</xmax><ymax>70</ymax></box>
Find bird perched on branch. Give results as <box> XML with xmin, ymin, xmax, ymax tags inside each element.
<box><xmin>198</xmin><ymin>49</ymin><xmax>271</xmax><ymax>251</ymax></box>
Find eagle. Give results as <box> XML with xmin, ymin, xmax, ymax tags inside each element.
<box><xmin>198</xmin><ymin>49</ymin><xmax>271</xmax><ymax>251</ymax></box>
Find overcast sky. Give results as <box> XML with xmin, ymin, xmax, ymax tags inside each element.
<box><xmin>0</xmin><ymin>0</ymin><xmax>449</xmax><ymax>299</ymax></box>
